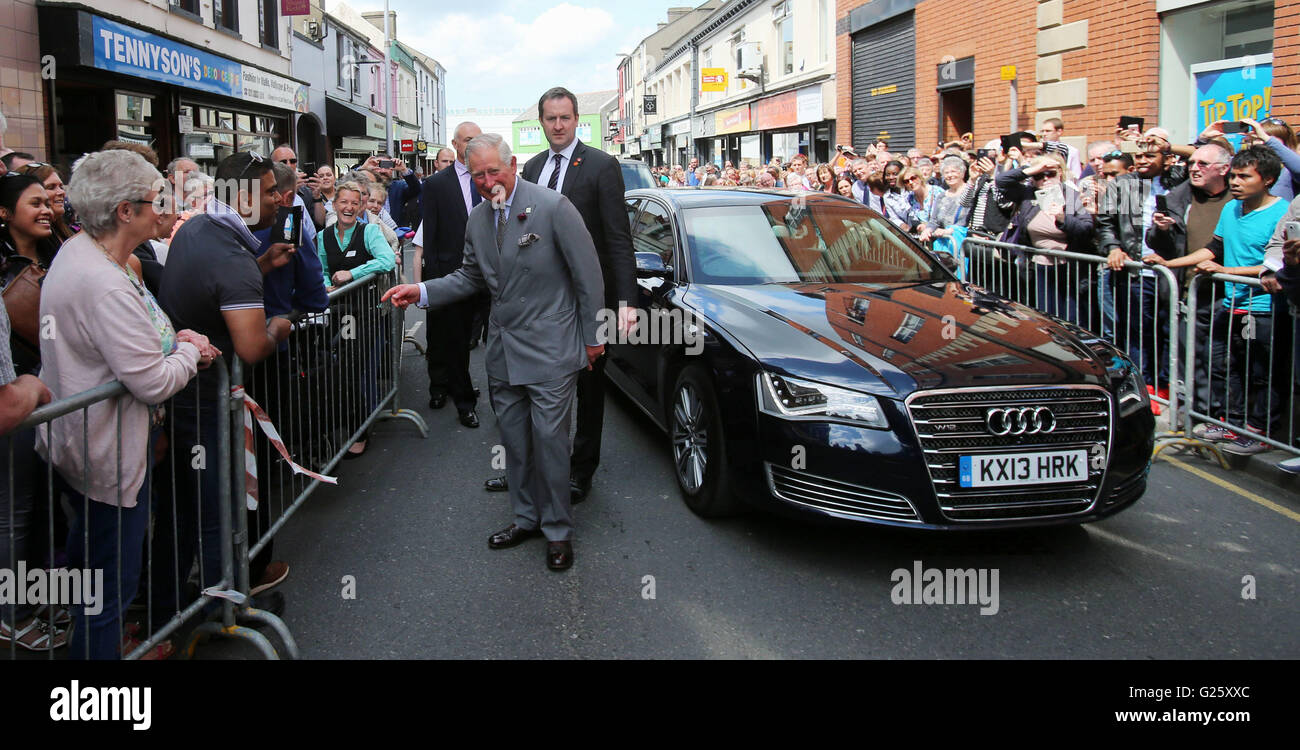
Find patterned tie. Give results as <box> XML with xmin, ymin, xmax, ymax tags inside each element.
<box><xmin>496</xmin><ymin>207</ymin><xmax>507</xmax><ymax>250</ymax></box>
<box><xmin>546</xmin><ymin>153</ymin><xmax>563</xmax><ymax>191</ymax></box>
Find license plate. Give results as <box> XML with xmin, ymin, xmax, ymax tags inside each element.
<box><xmin>959</xmin><ymin>450</ymin><xmax>1087</xmax><ymax>488</ymax></box>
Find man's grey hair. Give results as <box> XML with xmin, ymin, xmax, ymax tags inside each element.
<box><xmin>465</xmin><ymin>133</ymin><xmax>512</xmax><ymax>164</ymax></box>
<box><xmin>67</xmin><ymin>149</ymin><xmax>162</xmax><ymax>238</ymax></box>
<box><xmin>1086</xmin><ymin>140</ymin><xmax>1114</xmax><ymax>157</ymax></box>
<box><xmin>1196</xmin><ymin>141</ymin><xmax>1233</xmax><ymax>165</ymax></box>
<box><xmin>270</xmin><ymin>161</ymin><xmax>297</xmax><ymax>192</ymax></box>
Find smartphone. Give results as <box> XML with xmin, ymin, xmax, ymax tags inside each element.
<box><xmin>1118</xmin><ymin>116</ymin><xmax>1144</xmax><ymax>132</ymax></box>
<box><xmin>976</xmin><ymin>148</ymin><xmax>995</xmax><ymax>162</ymax></box>
<box><xmin>1286</xmin><ymin>221</ymin><xmax>1300</xmax><ymax>242</ymax></box>
<box><xmin>1221</xmin><ymin>121</ymin><xmax>1251</xmax><ymax>134</ymax></box>
<box><xmin>300</xmin><ymin>162</ymin><xmax>316</xmax><ymax>176</ymax></box>
<box><xmin>1035</xmin><ymin>185</ymin><xmax>1064</xmax><ymax>211</ymax></box>
<box><xmin>273</xmin><ymin>205</ymin><xmax>303</xmax><ymax>247</ymax></box>
<box><xmin>1154</xmin><ymin>194</ymin><xmax>1169</xmax><ymax>215</ymax></box>
<box><xmin>378</xmin><ymin>159</ymin><xmax>397</xmax><ymax>169</ymax></box>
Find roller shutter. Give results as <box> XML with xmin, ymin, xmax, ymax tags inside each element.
<box><xmin>851</xmin><ymin>11</ymin><xmax>916</xmax><ymax>150</ymax></box>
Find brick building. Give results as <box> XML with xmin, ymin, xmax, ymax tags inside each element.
<box><xmin>0</xmin><ymin>0</ymin><xmax>47</xmax><ymax>159</ymax></box>
<box><xmin>837</xmin><ymin>0</ymin><xmax>1299</xmax><ymax>154</ymax></box>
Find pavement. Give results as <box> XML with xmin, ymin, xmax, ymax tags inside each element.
<box><xmin>189</xmin><ymin>324</ymin><xmax>1300</xmax><ymax>660</ymax></box>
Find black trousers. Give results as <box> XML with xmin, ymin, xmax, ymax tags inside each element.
<box><xmin>425</xmin><ymin>298</ymin><xmax>478</xmax><ymax>412</ymax></box>
<box><xmin>569</xmin><ymin>354</ymin><xmax>607</xmax><ymax>481</ymax></box>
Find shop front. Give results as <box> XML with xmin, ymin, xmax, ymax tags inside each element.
<box><xmin>1157</xmin><ymin>0</ymin><xmax>1276</xmax><ymax>144</ymax></box>
<box><xmin>663</xmin><ymin>118</ymin><xmax>692</xmax><ymax>166</ymax></box>
<box><xmin>326</xmin><ymin>96</ymin><xmax>386</xmax><ymax>173</ymax></box>
<box><xmin>39</xmin><ymin>7</ymin><xmax>307</xmax><ymax>172</ymax></box>
<box><xmin>710</xmin><ymin>103</ymin><xmax>754</xmax><ymax>167</ymax></box>
<box><xmin>751</xmin><ymin>84</ymin><xmax>834</xmax><ymax>165</ymax></box>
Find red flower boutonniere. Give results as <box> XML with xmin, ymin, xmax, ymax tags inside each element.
<box><xmin>572</xmin><ymin>158</ymin><xmax>583</xmax><ymax>168</ymax></box>
<box><xmin>518</xmin><ymin>206</ymin><xmax>533</xmax><ymax>222</ymax></box>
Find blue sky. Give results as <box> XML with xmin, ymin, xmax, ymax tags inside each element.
<box><xmin>350</xmin><ymin>0</ymin><xmax>700</xmax><ymax>110</ymax></box>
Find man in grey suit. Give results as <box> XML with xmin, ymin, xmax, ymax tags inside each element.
<box><xmin>382</xmin><ymin>134</ymin><xmax>604</xmax><ymax>570</ymax></box>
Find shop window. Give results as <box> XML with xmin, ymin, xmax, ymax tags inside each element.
<box><xmin>213</xmin><ymin>0</ymin><xmax>238</xmax><ymax>33</ymax></box>
<box><xmin>171</xmin><ymin>0</ymin><xmax>200</xmax><ymax>15</ymax></box>
<box><xmin>115</xmin><ymin>92</ymin><xmax>155</xmax><ymax>146</ymax></box>
<box><xmin>181</xmin><ymin>103</ymin><xmax>283</xmax><ymax>168</ymax></box>
<box><xmin>1158</xmin><ymin>0</ymin><xmax>1274</xmax><ymax>143</ymax></box>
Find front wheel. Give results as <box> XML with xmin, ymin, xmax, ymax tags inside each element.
<box><xmin>670</xmin><ymin>366</ymin><xmax>742</xmax><ymax>517</ymax></box>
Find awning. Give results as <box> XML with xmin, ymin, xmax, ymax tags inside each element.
<box><xmin>326</xmin><ymin>96</ymin><xmax>384</xmax><ymax>140</ymax></box>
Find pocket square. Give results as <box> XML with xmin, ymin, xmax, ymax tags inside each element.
<box><xmin>518</xmin><ymin>232</ymin><xmax>541</xmax><ymax>248</ymax></box>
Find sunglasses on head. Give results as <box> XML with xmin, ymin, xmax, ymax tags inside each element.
<box><xmin>1260</xmin><ymin>117</ymin><xmax>1287</xmax><ymax>127</ymax></box>
<box><xmin>1102</xmin><ymin>150</ymin><xmax>1124</xmax><ymax>159</ymax></box>
<box><xmin>236</xmin><ymin>151</ymin><xmax>265</xmax><ymax>180</ymax></box>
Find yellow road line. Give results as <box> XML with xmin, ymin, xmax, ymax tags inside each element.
<box><xmin>1156</xmin><ymin>454</ymin><xmax>1300</xmax><ymax>522</ymax></box>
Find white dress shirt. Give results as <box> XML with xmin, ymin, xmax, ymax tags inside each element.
<box><xmin>414</xmin><ymin>159</ymin><xmax>475</xmax><ymax>247</ymax></box>
<box><xmin>537</xmin><ymin>138</ymin><xmax>579</xmax><ymax>192</ymax></box>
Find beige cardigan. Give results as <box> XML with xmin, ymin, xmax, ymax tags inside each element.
<box><xmin>35</xmin><ymin>232</ymin><xmax>200</xmax><ymax>507</ymax></box>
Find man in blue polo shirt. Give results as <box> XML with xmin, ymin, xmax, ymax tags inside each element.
<box><xmin>1159</xmin><ymin>146</ymin><xmax>1288</xmax><ymax>455</ymax></box>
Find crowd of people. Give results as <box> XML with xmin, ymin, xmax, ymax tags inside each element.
<box><xmin>648</xmin><ymin>116</ymin><xmax>1300</xmax><ymax>459</ymax></box>
<box><xmin>0</xmin><ymin>138</ymin><xmax>411</xmax><ymax>658</ymax></box>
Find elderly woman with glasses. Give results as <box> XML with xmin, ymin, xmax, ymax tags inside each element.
<box><xmin>995</xmin><ymin>152</ymin><xmax>1095</xmax><ymax>322</ymax></box>
<box><xmin>35</xmin><ymin>149</ymin><xmax>219</xmax><ymax>659</ymax></box>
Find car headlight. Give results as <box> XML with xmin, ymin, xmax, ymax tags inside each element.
<box><xmin>1115</xmin><ymin>358</ymin><xmax>1150</xmax><ymax>417</ymax></box>
<box><xmin>757</xmin><ymin>372</ymin><xmax>889</xmax><ymax>428</ymax></box>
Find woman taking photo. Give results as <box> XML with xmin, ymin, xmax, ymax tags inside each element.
<box><xmin>995</xmin><ymin>152</ymin><xmax>1094</xmax><ymax>322</ymax></box>
<box><xmin>317</xmin><ymin>180</ymin><xmax>395</xmax><ymax>458</ymax></box>
<box><xmin>36</xmin><ymin>149</ymin><xmax>218</xmax><ymax>659</ymax></box>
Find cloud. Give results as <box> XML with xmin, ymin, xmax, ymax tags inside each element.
<box><xmin>391</xmin><ymin>2</ymin><xmax>660</xmax><ymax>107</ymax></box>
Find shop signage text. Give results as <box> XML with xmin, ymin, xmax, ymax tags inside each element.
<box><xmin>714</xmin><ymin>105</ymin><xmax>751</xmax><ymax>135</ymax></box>
<box><xmin>89</xmin><ymin>15</ymin><xmax>308</xmax><ymax>113</ymax></box>
<box><xmin>701</xmin><ymin>68</ymin><xmax>728</xmax><ymax>93</ymax></box>
<box><xmin>1194</xmin><ymin>57</ymin><xmax>1272</xmax><ymax>133</ymax></box>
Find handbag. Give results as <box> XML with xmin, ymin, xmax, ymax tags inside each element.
<box><xmin>1</xmin><ymin>262</ymin><xmax>46</xmax><ymax>352</ymax></box>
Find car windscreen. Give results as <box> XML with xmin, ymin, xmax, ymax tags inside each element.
<box><xmin>681</xmin><ymin>199</ymin><xmax>949</xmax><ymax>286</ymax></box>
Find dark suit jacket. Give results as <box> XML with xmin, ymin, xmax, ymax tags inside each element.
<box><xmin>418</xmin><ymin>163</ymin><xmax>471</xmax><ymax>280</ymax></box>
<box><xmin>521</xmin><ymin>140</ymin><xmax>635</xmax><ymax>308</ymax></box>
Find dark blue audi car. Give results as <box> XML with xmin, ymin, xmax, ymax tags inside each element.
<box><xmin>606</xmin><ymin>188</ymin><xmax>1154</xmax><ymax>529</ymax></box>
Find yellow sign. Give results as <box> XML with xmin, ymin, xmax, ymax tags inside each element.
<box><xmin>701</xmin><ymin>68</ymin><xmax>728</xmax><ymax>93</ymax></box>
<box><xmin>1000</xmin><ymin>65</ymin><xmax>1017</xmax><ymax>81</ymax></box>
<box><xmin>869</xmin><ymin>84</ymin><xmax>897</xmax><ymax>96</ymax></box>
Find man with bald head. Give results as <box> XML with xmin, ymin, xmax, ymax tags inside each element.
<box><xmin>434</xmin><ymin>147</ymin><xmax>454</xmax><ymax>173</ymax></box>
<box><xmin>415</xmin><ymin>122</ymin><xmax>484</xmax><ymax>428</ymax></box>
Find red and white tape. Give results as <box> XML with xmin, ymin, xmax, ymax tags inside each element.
<box><xmin>234</xmin><ymin>386</ymin><xmax>338</xmax><ymax>510</ymax></box>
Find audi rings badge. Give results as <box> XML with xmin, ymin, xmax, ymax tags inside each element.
<box><xmin>985</xmin><ymin>406</ymin><xmax>1056</xmax><ymax>436</ymax></box>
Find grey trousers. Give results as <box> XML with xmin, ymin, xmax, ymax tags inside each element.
<box><xmin>490</xmin><ymin>370</ymin><xmax>580</xmax><ymax>542</ymax></box>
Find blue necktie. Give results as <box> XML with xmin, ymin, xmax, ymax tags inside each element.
<box><xmin>471</xmin><ymin>181</ymin><xmax>482</xmax><ymax>207</ymax></box>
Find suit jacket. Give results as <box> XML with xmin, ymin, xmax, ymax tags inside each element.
<box><xmin>417</xmin><ymin>163</ymin><xmax>471</xmax><ymax>280</ymax></box>
<box><xmin>419</xmin><ymin>178</ymin><xmax>605</xmax><ymax>386</ymax></box>
<box><xmin>521</xmin><ymin>140</ymin><xmax>635</xmax><ymax>309</ymax></box>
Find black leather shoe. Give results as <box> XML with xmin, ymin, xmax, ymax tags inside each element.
<box><xmin>547</xmin><ymin>541</ymin><xmax>573</xmax><ymax>571</ymax></box>
<box><xmin>488</xmin><ymin>524</ymin><xmax>540</xmax><ymax>549</ymax></box>
<box><xmin>570</xmin><ymin>476</ymin><xmax>592</xmax><ymax>504</ymax></box>
<box><xmin>484</xmin><ymin>475</ymin><xmax>508</xmax><ymax>492</ymax></box>
<box><xmin>458</xmin><ymin>409</ymin><xmax>479</xmax><ymax>428</ymax></box>
<box><xmin>429</xmin><ymin>394</ymin><xmax>447</xmax><ymax>410</ymax></box>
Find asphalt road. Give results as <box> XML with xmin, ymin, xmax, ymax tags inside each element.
<box><xmin>214</xmin><ymin>324</ymin><xmax>1300</xmax><ymax>660</ymax></box>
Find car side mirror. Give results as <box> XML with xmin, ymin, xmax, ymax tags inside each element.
<box><xmin>635</xmin><ymin>251</ymin><xmax>671</xmax><ymax>279</ymax></box>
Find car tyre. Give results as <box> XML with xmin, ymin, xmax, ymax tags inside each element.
<box><xmin>670</xmin><ymin>366</ymin><xmax>741</xmax><ymax>517</ymax></box>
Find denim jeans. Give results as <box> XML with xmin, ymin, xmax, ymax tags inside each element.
<box><xmin>1033</xmin><ymin>263</ymin><xmax>1079</xmax><ymax>324</ymax></box>
<box><xmin>1097</xmin><ymin>268</ymin><xmax>1116</xmax><ymax>341</ymax></box>
<box><xmin>64</xmin><ymin>469</ymin><xmax>150</xmax><ymax>660</ymax></box>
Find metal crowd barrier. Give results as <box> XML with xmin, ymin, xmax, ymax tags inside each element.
<box><xmin>230</xmin><ymin>269</ymin><xmax>427</xmax><ymax>657</ymax></box>
<box><xmin>961</xmin><ymin>235</ymin><xmax>1299</xmax><ymax>464</ymax></box>
<box><xmin>3</xmin><ymin>269</ymin><xmax>427</xmax><ymax>660</ymax></box>
<box><xmin>1</xmin><ymin>362</ymin><xmax>269</xmax><ymax>660</ymax></box>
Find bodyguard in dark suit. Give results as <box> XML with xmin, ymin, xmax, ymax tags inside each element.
<box><xmin>483</xmin><ymin>87</ymin><xmax>635</xmax><ymax>502</ymax></box>
<box><xmin>414</xmin><ymin>122</ymin><xmax>483</xmax><ymax>429</ymax></box>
